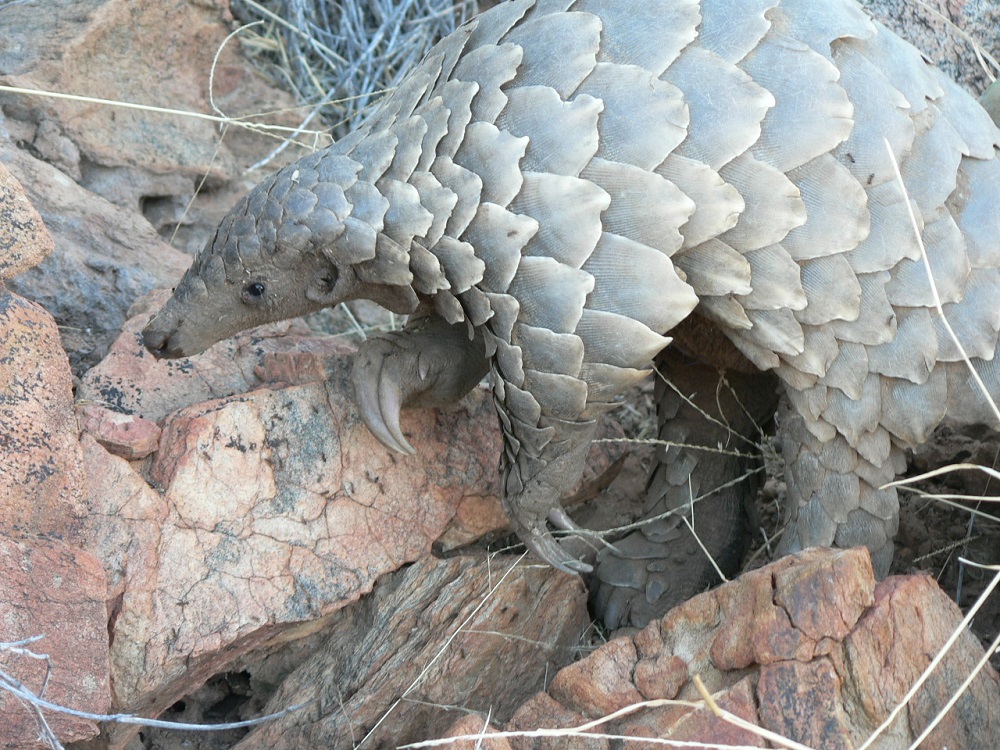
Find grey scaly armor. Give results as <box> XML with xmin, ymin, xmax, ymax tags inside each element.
<box><xmin>143</xmin><ymin>0</ymin><xmax>1000</xmax><ymax>628</ymax></box>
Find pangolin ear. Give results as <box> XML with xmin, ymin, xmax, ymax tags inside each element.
<box><xmin>305</xmin><ymin>264</ymin><xmax>342</xmax><ymax>305</ymax></box>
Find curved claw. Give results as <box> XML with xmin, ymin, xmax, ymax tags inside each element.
<box><xmin>547</xmin><ymin>506</ymin><xmax>582</xmax><ymax>532</ymax></box>
<box><xmin>504</xmin><ymin>493</ymin><xmax>593</xmax><ymax>574</ymax></box>
<box><xmin>376</xmin><ymin>368</ymin><xmax>415</xmax><ymax>454</ymax></box>
<box><xmin>523</xmin><ymin>526</ymin><xmax>593</xmax><ymax>574</ymax></box>
<box><xmin>352</xmin><ymin>322</ymin><xmax>488</xmax><ymax>455</ymax></box>
<box><xmin>353</xmin><ymin>350</ymin><xmax>415</xmax><ymax>455</ymax></box>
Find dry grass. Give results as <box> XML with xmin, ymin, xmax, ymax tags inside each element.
<box><xmin>230</xmin><ymin>0</ymin><xmax>479</xmax><ymax>142</ymax></box>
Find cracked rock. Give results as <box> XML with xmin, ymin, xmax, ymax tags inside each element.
<box><xmin>449</xmin><ymin>547</ymin><xmax>1000</xmax><ymax>748</ymax></box>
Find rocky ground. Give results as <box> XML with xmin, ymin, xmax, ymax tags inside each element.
<box><xmin>0</xmin><ymin>1</ymin><xmax>999</xmax><ymax>749</ymax></box>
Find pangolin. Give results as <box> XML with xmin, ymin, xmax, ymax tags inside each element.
<box><xmin>142</xmin><ymin>0</ymin><xmax>1000</xmax><ymax>628</ymax></box>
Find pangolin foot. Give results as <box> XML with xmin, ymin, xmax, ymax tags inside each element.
<box><xmin>352</xmin><ymin>323</ymin><xmax>489</xmax><ymax>455</ymax></box>
<box><xmin>504</xmin><ymin>497</ymin><xmax>593</xmax><ymax>574</ymax></box>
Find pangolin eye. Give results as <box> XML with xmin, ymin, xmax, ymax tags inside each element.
<box><xmin>242</xmin><ymin>282</ymin><xmax>266</xmax><ymax>303</ymax></box>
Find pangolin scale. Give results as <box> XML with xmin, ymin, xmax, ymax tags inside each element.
<box><xmin>142</xmin><ymin>0</ymin><xmax>1000</xmax><ymax>628</ymax></box>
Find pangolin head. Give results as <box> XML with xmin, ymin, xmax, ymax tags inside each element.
<box><xmin>143</xmin><ymin>150</ymin><xmax>408</xmax><ymax>359</ymax></box>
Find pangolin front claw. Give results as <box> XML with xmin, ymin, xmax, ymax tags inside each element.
<box><xmin>352</xmin><ymin>338</ymin><xmax>416</xmax><ymax>455</ymax></box>
<box><xmin>351</xmin><ymin>320</ymin><xmax>490</xmax><ymax>455</ymax></box>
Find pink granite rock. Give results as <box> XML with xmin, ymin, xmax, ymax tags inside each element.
<box><xmin>456</xmin><ymin>548</ymin><xmax>1000</xmax><ymax>748</ymax></box>
<box><xmin>0</xmin><ymin>161</ymin><xmax>53</xmax><ymax>280</ymax></box>
<box><xmin>0</xmin><ymin>291</ymin><xmax>87</xmax><ymax>537</ymax></box>
<box><xmin>77</xmin><ymin>404</ymin><xmax>162</xmax><ymax>460</ymax></box>
<box><xmin>0</xmin><ymin>535</ymin><xmax>110</xmax><ymax>748</ymax></box>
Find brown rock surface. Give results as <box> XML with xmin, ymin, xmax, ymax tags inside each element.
<box><xmin>0</xmin><ymin>142</ymin><xmax>195</xmax><ymax>374</ymax></box>
<box><xmin>846</xmin><ymin>573</ymin><xmax>1000</xmax><ymax>748</ymax></box>
<box><xmin>73</xmin><ymin>306</ymin><xmax>629</xmax><ymax>749</ymax></box>
<box><xmin>0</xmin><ymin>160</ymin><xmax>53</xmax><ymax>279</ymax></box>
<box><xmin>0</xmin><ymin>535</ymin><xmax>110</xmax><ymax>748</ymax></box>
<box><xmin>91</xmin><ymin>359</ymin><xmax>498</xmax><ymax>743</ymax></box>
<box><xmin>864</xmin><ymin>0</ymin><xmax>1000</xmax><ymax>94</ymax></box>
<box><xmin>78</xmin><ymin>433</ymin><xmax>168</xmax><ymax>629</ymax></box>
<box><xmin>441</xmin><ymin>714</ymin><xmax>512</xmax><ymax>749</ymax></box>
<box><xmin>228</xmin><ymin>555</ymin><xmax>589</xmax><ymax>750</ymax></box>
<box><xmin>0</xmin><ymin>0</ymin><xmax>305</xmax><ymax>210</ymax></box>
<box><xmin>0</xmin><ymin>291</ymin><xmax>87</xmax><ymax>537</ymax></box>
<box><xmin>549</xmin><ymin>638</ymin><xmax>644</xmax><ymax>718</ymax></box>
<box><xmin>453</xmin><ymin>547</ymin><xmax>1000</xmax><ymax>748</ymax></box>
<box><xmin>77</xmin><ymin>404</ymin><xmax>161</xmax><ymax>460</ymax></box>
<box><xmin>506</xmin><ymin>691</ymin><xmax>607</xmax><ymax>750</ymax></box>
<box><xmin>77</xmin><ymin>343</ymin><xmax>621</xmax><ymax>750</ymax></box>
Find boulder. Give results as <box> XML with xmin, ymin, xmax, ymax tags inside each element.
<box><xmin>0</xmin><ymin>160</ymin><xmax>53</xmax><ymax>279</ymax></box>
<box><xmin>0</xmin><ymin>535</ymin><xmax>109</xmax><ymax>748</ymax></box>
<box><xmin>0</xmin><ymin>291</ymin><xmax>87</xmax><ymax>538</ymax></box>
<box><xmin>70</xmin><ymin>286</ymin><xmax>633</xmax><ymax>748</ymax></box>
<box><xmin>84</xmin><ymin>354</ymin><xmax>498</xmax><ymax>747</ymax></box>
<box><xmin>0</xmin><ymin>146</ymin><xmax>192</xmax><ymax>374</ymax></box>
<box><xmin>229</xmin><ymin>555</ymin><xmax>589</xmax><ymax>750</ymax></box>
<box><xmin>435</xmin><ymin>548</ymin><xmax>1000</xmax><ymax>749</ymax></box>
<box><xmin>72</xmin><ymin>303</ymin><xmax>621</xmax><ymax>749</ymax></box>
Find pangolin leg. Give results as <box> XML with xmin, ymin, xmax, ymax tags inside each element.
<box><xmin>498</xmin><ymin>397</ymin><xmax>600</xmax><ymax>575</ymax></box>
<box><xmin>593</xmin><ymin>349</ymin><xmax>778</xmax><ymax>630</ymax></box>
<box><xmin>772</xmin><ymin>398</ymin><xmax>902</xmax><ymax>577</ymax></box>
<box><xmin>352</xmin><ymin>311</ymin><xmax>489</xmax><ymax>454</ymax></box>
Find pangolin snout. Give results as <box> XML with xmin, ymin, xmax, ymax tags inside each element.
<box><xmin>142</xmin><ymin>322</ymin><xmax>186</xmax><ymax>359</ymax></box>
<box><xmin>142</xmin><ymin>316</ymin><xmax>194</xmax><ymax>359</ymax></box>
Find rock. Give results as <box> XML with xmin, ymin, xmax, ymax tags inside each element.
<box><xmin>229</xmin><ymin>555</ymin><xmax>589</xmax><ymax>750</ymax></box>
<box><xmin>69</xmin><ymin>296</ymin><xmax>631</xmax><ymax>748</ymax></box>
<box><xmin>0</xmin><ymin>145</ymin><xmax>193</xmax><ymax>374</ymax></box>
<box><xmin>93</xmin><ymin>363</ymin><xmax>501</xmax><ymax>747</ymax></box>
<box><xmin>78</xmin><ymin>434</ymin><xmax>168</xmax><ymax>630</ymax></box>
<box><xmin>0</xmin><ymin>535</ymin><xmax>110</xmax><ymax>748</ymax></box>
<box><xmin>633</xmin><ymin>653</ymin><xmax>687</xmax><ymax>702</ymax></box>
<box><xmin>0</xmin><ymin>0</ymin><xmax>306</xmax><ymax>215</ymax></box>
<box><xmin>846</xmin><ymin>573</ymin><xmax>1000</xmax><ymax>747</ymax></box>
<box><xmin>0</xmin><ymin>0</ymin><xmax>313</xmax><ymax>373</ymax></box>
<box><xmin>0</xmin><ymin>160</ymin><xmax>53</xmax><ymax>279</ymax></box>
<box><xmin>77</xmin><ymin>404</ymin><xmax>161</xmax><ymax>460</ymax></box>
<box><xmin>864</xmin><ymin>0</ymin><xmax>1000</xmax><ymax>93</ymax></box>
<box><xmin>613</xmin><ymin>676</ymin><xmax>764</xmax><ymax>748</ymax></box>
<box><xmin>441</xmin><ymin>714</ymin><xmax>512</xmax><ymax>750</ymax></box>
<box><xmin>0</xmin><ymin>291</ymin><xmax>87</xmax><ymax>538</ymax></box>
<box><xmin>78</xmin><ymin>327</ymin><xmax>500</xmax><ymax>748</ymax></box>
<box><xmin>506</xmin><ymin>691</ymin><xmax>607</xmax><ymax>750</ymax></box>
<box><xmin>456</xmin><ymin>547</ymin><xmax>1000</xmax><ymax>748</ymax></box>
<box><xmin>549</xmin><ymin>638</ymin><xmax>644</xmax><ymax>718</ymax></box>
